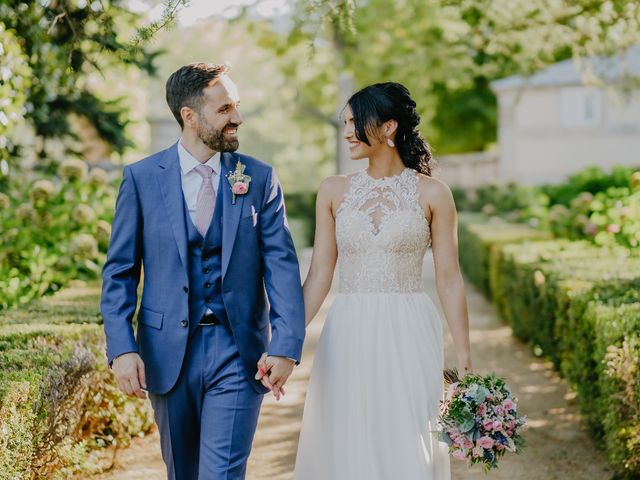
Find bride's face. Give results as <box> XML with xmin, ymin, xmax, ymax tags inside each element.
<box><xmin>343</xmin><ymin>106</ymin><xmax>385</xmax><ymax>160</ymax></box>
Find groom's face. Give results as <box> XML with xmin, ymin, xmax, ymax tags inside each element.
<box><xmin>192</xmin><ymin>75</ymin><xmax>243</xmax><ymax>152</ymax></box>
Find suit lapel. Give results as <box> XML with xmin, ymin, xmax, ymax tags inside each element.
<box><xmin>220</xmin><ymin>152</ymin><xmax>244</xmax><ymax>278</ymax></box>
<box><xmin>156</xmin><ymin>143</ymin><xmax>188</xmax><ymax>274</ymax></box>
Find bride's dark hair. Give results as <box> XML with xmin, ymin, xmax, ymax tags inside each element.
<box><xmin>346</xmin><ymin>82</ymin><xmax>433</xmax><ymax>176</ymax></box>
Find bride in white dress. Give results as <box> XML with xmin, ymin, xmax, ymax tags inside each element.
<box><xmin>262</xmin><ymin>82</ymin><xmax>473</xmax><ymax>479</ymax></box>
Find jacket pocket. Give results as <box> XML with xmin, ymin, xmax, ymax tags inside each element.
<box><xmin>138</xmin><ymin>307</ymin><xmax>164</xmax><ymax>329</ymax></box>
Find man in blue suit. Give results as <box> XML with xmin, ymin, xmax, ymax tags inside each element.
<box><xmin>101</xmin><ymin>62</ymin><xmax>305</xmax><ymax>480</ymax></box>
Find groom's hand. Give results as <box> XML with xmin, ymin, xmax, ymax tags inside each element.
<box><xmin>112</xmin><ymin>352</ymin><xmax>147</xmax><ymax>399</ymax></box>
<box><xmin>255</xmin><ymin>354</ymin><xmax>294</xmax><ymax>400</ymax></box>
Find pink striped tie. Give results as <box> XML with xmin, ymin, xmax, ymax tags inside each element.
<box><xmin>194</xmin><ymin>164</ymin><xmax>216</xmax><ymax>237</ymax></box>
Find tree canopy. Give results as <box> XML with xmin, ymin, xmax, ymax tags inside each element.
<box><xmin>0</xmin><ymin>0</ymin><xmax>169</xmax><ymax>179</ymax></box>
<box><xmin>243</xmin><ymin>0</ymin><xmax>640</xmax><ymax>156</ymax></box>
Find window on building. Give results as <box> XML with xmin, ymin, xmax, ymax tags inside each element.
<box><xmin>560</xmin><ymin>87</ymin><xmax>603</xmax><ymax>128</ymax></box>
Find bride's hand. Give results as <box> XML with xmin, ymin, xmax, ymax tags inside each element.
<box><xmin>457</xmin><ymin>358</ymin><xmax>473</xmax><ymax>376</ymax></box>
<box><xmin>255</xmin><ymin>352</ymin><xmax>286</xmax><ymax>399</ymax></box>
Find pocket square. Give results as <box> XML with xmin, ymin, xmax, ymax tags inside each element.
<box><xmin>251</xmin><ymin>205</ymin><xmax>258</xmax><ymax>227</ymax></box>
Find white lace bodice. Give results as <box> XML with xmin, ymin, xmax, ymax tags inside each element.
<box><xmin>335</xmin><ymin>168</ymin><xmax>431</xmax><ymax>294</ymax></box>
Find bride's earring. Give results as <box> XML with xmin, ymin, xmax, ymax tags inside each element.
<box><xmin>386</xmin><ymin>137</ymin><xmax>395</xmax><ymax>148</ymax></box>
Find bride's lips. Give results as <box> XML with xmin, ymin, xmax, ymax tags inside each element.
<box><xmin>347</xmin><ymin>140</ymin><xmax>361</xmax><ymax>151</ymax></box>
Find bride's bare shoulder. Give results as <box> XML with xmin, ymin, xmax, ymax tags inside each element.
<box><xmin>318</xmin><ymin>174</ymin><xmax>350</xmax><ymax>200</ymax></box>
<box><xmin>415</xmin><ymin>173</ymin><xmax>453</xmax><ymax>202</ymax></box>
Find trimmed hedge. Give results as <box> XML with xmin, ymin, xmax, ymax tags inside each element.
<box><xmin>458</xmin><ymin>213</ymin><xmax>551</xmax><ymax>299</ymax></box>
<box><xmin>0</xmin><ymin>282</ymin><xmax>153</xmax><ymax>479</ymax></box>
<box><xmin>591</xmin><ymin>303</ymin><xmax>640</xmax><ymax>474</ymax></box>
<box><xmin>458</xmin><ymin>214</ymin><xmax>640</xmax><ymax>478</ymax></box>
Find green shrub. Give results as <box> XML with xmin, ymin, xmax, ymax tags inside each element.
<box><xmin>541</xmin><ymin>165</ymin><xmax>638</xmax><ymax>206</ymax></box>
<box><xmin>453</xmin><ymin>165</ymin><xmax>640</xmax><ymax>250</ymax></box>
<box><xmin>458</xmin><ymin>213</ymin><xmax>551</xmax><ymax>299</ymax></box>
<box><xmin>492</xmin><ymin>240</ymin><xmax>639</xmax><ymax>363</ymax></box>
<box><xmin>592</xmin><ymin>302</ymin><xmax>640</xmax><ymax>476</ymax></box>
<box><xmin>0</xmin><ymin>162</ymin><xmax>117</xmax><ymax>309</ymax></box>
<box><xmin>458</xmin><ymin>214</ymin><xmax>640</xmax><ymax>476</ymax></box>
<box><xmin>0</xmin><ymin>284</ymin><xmax>154</xmax><ymax>479</ymax></box>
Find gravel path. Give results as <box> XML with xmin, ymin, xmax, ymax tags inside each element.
<box><xmin>92</xmin><ymin>250</ymin><xmax>614</xmax><ymax>480</ymax></box>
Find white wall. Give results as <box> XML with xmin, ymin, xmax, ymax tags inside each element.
<box><xmin>434</xmin><ymin>152</ymin><xmax>499</xmax><ymax>188</ymax></box>
<box><xmin>496</xmin><ymin>86</ymin><xmax>640</xmax><ymax>184</ymax></box>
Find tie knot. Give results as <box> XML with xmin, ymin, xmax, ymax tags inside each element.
<box><xmin>194</xmin><ymin>164</ymin><xmax>214</xmax><ymax>179</ymax></box>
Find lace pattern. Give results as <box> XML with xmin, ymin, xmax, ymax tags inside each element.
<box><xmin>336</xmin><ymin>168</ymin><xmax>431</xmax><ymax>294</ymax></box>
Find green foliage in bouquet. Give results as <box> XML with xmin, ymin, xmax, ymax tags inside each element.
<box><xmin>0</xmin><ymin>162</ymin><xmax>117</xmax><ymax>309</ymax></box>
<box><xmin>439</xmin><ymin>369</ymin><xmax>527</xmax><ymax>471</ymax></box>
<box><xmin>0</xmin><ymin>284</ymin><xmax>154</xmax><ymax>479</ymax></box>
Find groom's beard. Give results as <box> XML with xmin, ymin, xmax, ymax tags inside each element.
<box><xmin>197</xmin><ymin>121</ymin><xmax>240</xmax><ymax>152</ymax></box>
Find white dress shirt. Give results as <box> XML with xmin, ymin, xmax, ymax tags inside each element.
<box><xmin>177</xmin><ymin>139</ymin><xmax>221</xmax><ymax>226</ymax></box>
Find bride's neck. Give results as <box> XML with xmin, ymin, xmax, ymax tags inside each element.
<box><xmin>367</xmin><ymin>151</ymin><xmax>405</xmax><ymax>179</ymax></box>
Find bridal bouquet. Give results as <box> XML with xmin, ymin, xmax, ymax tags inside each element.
<box><xmin>437</xmin><ymin>369</ymin><xmax>527</xmax><ymax>471</ymax></box>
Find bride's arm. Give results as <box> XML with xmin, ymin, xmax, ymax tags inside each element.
<box><xmin>302</xmin><ymin>177</ymin><xmax>340</xmax><ymax>326</ymax></box>
<box><xmin>424</xmin><ymin>178</ymin><xmax>473</xmax><ymax>373</ymax></box>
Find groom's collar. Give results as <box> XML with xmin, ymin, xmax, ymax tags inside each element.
<box><xmin>177</xmin><ymin>139</ymin><xmax>221</xmax><ymax>177</ymax></box>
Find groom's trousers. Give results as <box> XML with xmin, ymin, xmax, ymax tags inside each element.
<box><xmin>149</xmin><ymin>321</ymin><xmax>263</xmax><ymax>480</ymax></box>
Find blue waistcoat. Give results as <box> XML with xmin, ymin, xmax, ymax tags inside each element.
<box><xmin>183</xmin><ymin>182</ymin><xmax>227</xmax><ymax>335</ymax></box>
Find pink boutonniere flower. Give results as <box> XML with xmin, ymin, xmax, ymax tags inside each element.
<box><xmin>226</xmin><ymin>161</ymin><xmax>251</xmax><ymax>204</ymax></box>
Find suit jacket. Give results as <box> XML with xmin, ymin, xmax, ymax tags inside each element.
<box><xmin>101</xmin><ymin>143</ymin><xmax>305</xmax><ymax>394</ymax></box>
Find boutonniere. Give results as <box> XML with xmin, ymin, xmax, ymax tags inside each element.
<box><xmin>226</xmin><ymin>160</ymin><xmax>251</xmax><ymax>204</ymax></box>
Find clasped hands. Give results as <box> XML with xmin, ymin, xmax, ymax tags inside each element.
<box><xmin>255</xmin><ymin>353</ymin><xmax>295</xmax><ymax>401</ymax></box>
<box><xmin>111</xmin><ymin>351</ymin><xmax>295</xmax><ymax>401</ymax></box>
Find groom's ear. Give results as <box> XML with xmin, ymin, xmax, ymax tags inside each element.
<box><xmin>180</xmin><ymin>106</ymin><xmax>196</xmax><ymax>130</ymax></box>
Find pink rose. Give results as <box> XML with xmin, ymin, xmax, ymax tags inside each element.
<box><xmin>496</xmin><ymin>444</ymin><xmax>505</xmax><ymax>451</ymax></box>
<box><xmin>583</xmin><ymin>222</ymin><xmax>598</xmax><ymax>236</ymax></box>
<box><xmin>507</xmin><ymin>419</ymin><xmax>516</xmax><ymax>429</ymax></box>
<box><xmin>502</xmin><ymin>399</ymin><xmax>515</xmax><ymax>411</ymax></box>
<box><xmin>463</xmin><ymin>438</ymin><xmax>474</xmax><ymax>449</ymax></box>
<box><xmin>452</xmin><ymin>449</ymin><xmax>467</xmax><ymax>461</ymax></box>
<box><xmin>477</xmin><ymin>436</ymin><xmax>495</xmax><ymax>449</ymax></box>
<box><xmin>477</xmin><ymin>404</ymin><xmax>487</xmax><ymax>416</ymax></box>
<box><xmin>482</xmin><ymin>419</ymin><xmax>494</xmax><ymax>431</ymax></box>
<box><xmin>232</xmin><ymin>182</ymin><xmax>248</xmax><ymax>195</ymax></box>
<box><xmin>493</xmin><ymin>420</ymin><xmax>503</xmax><ymax>431</ymax></box>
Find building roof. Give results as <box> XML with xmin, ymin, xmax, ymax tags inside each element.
<box><xmin>491</xmin><ymin>46</ymin><xmax>640</xmax><ymax>92</ymax></box>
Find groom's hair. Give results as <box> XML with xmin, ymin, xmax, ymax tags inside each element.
<box><xmin>166</xmin><ymin>62</ymin><xmax>231</xmax><ymax>129</ymax></box>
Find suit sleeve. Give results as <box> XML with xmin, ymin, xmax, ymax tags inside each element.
<box><xmin>101</xmin><ymin>166</ymin><xmax>143</xmax><ymax>364</ymax></box>
<box><xmin>260</xmin><ymin>167</ymin><xmax>306</xmax><ymax>363</ymax></box>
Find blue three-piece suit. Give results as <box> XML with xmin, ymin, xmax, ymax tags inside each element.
<box><xmin>101</xmin><ymin>143</ymin><xmax>305</xmax><ymax>479</ymax></box>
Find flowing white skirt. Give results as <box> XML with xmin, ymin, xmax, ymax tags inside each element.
<box><xmin>294</xmin><ymin>292</ymin><xmax>451</xmax><ymax>480</ymax></box>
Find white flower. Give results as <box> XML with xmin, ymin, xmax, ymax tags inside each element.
<box><xmin>72</xmin><ymin>204</ymin><xmax>96</xmax><ymax>225</ymax></box>
<box><xmin>30</xmin><ymin>179</ymin><xmax>56</xmax><ymax>202</ymax></box>
<box><xmin>69</xmin><ymin>233</ymin><xmax>99</xmax><ymax>259</ymax></box>
<box><xmin>88</xmin><ymin>167</ymin><xmax>108</xmax><ymax>186</ymax></box>
<box><xmin>59</xmin><ymin>158</ymin><xmax>88</xmax><ymax>182</ymax></box>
